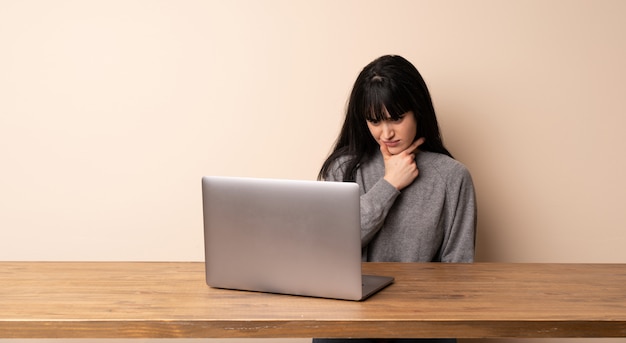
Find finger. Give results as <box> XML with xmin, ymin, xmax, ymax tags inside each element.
<box><xmin>407</xmin><ymin>137</ymin><xmax>426</xmax><ymax>153</ymax></box>
<box><xmin>379</xmin><ymin>141</ymin><xmax>392</xmax><ymax>158</ymax></box>
<box><xmin>415</xmin><ymin>136</ymin><xmax>426</xmax><ymax>148</ymax></box>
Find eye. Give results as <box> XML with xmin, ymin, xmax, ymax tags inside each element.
<box><xmin>391</xmin><ymin>115</ymin><xmax>405</xmax><ymax>122</ymax></box>
<box><xmin>366</xmin><ymin>118</ymin><xmax>380</xmax><ymax>125</ymax></box>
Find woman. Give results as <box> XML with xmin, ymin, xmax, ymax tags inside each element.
<box><xmin>315</xmin><ymin>55</ymin><xmax>476</xmax><ymax>343</ymax></box>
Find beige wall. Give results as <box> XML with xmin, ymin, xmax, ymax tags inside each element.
<box><xmin>1</xmin><ymin>1</ymin><xmax>625</xmax><ymax>343</ymax></box>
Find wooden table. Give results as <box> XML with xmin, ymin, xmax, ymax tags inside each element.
<box><xmin>0</xmin><ymin>262</ymin><xmax>625</xmax><ymax>338</ymax></box>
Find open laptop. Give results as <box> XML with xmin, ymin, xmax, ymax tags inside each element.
<box><xmin>201</xmin><ymin>176</ymin><xmax>394</xmax><ymax>301</ymax></box>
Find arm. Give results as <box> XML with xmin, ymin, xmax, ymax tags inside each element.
<box><xmin>358</xmin><ymin>178</ymin><xmax>399</xmax><ymax>246</ymax></box>
<box><xmin>358</xmin><ymin>138</ymin><xmax>425</xmax><ymax>245</ymax></box>
<box><xmin>439</xmin><ymin>165</ymin><xmax>477</xmax><ymax>263</ymax></box>
<box><xmin>324</xmin><ymin>159</ymin><xmax>400</xmax><ymax>247</ymax></box>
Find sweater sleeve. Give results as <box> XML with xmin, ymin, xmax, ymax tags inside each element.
<box><xmin>359</xmin><ymin>178</ymin><xmax>400</xmax><ymax>246</ymax></box>
<box><xmin>439</xmin><ymin>164</ymin><xmax>477</xmax><ymax>263</ymax></box>
<box><xmin>324</xmin><ymin>159</ymin><xmax>400</xmax><ymax>247</ymax></box>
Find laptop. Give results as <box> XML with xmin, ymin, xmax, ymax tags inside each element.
<box><xmin>201</xmin><ymin>176</ymin><xmax>394</xmax><ymax>301</ymax></box>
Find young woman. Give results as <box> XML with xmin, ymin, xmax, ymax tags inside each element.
<box><xmin>315</xmin><ymin>55</ymin><xmax>477</xmax><ymax>343</ymax></box>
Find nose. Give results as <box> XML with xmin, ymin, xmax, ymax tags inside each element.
<box><xmin>381</xmin><ymin>122</ymin><xmax>394</xmax><ymax>139</ymax></box>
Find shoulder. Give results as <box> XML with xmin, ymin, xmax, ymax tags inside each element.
<box><xmin>324</xmin><ymin>154</ymin><xmax>355</xmax><ymax>181</ymax></box>
<box><xmin>418</xmin><ymin>151</ymin><xmax>473</xmax><ymax>185</ymax></box>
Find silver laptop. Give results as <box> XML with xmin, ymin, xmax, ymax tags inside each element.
<box><xmin>201</xmin><ymin>176</ymin><xmax>394</xmax><ymax>301</ymax></box>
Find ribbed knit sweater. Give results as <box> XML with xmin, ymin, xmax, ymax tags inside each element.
<box><xmin>325</xmin><ymin>151</ymin><xmax>477</xmax><ymax>263</ymax></box>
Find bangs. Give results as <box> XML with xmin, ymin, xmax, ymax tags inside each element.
<box><xmin>361</xmin><ymin>78</ymin><xmax>413</xmax><ymax>122</ymax></box>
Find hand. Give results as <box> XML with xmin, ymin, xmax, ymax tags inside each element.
<box><xmin>380</xmin><ymin>137</ymin><xmax>425</xmax><ymax>190</ymax></box>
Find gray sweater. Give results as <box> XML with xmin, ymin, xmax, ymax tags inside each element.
<box><xmin>326</xmin><ymin>151</ymin><xmax>476</xmax><ymax>263</ymax></box>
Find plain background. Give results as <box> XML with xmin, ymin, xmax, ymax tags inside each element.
<box><xmin>1</xmin><ymin>1</ymin><xmax>625</xmax><ymax>343</ymax></box>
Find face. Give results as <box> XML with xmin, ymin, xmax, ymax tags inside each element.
<box><xmin>366</xmin><ymin>110</ymin><xmax>417</xmax><ymax>155</ymax></box>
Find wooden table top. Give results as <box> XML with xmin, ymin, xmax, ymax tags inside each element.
<box><xmin>0</xmin><ymin>262</ymin><xmax>625</xmax><ymax>338</ymax></box>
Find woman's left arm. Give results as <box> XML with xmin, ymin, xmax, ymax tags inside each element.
<box><xmin>440</xmin><ymin>165</ymin><xmax>477</xmax><ymax>263</ymax></box>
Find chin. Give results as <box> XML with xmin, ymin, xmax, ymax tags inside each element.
<box><xmin>387</xmin><ymin>147</ymin><xmax>404</xmax><ymax>155</ymax></box>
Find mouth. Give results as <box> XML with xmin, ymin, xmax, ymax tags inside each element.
<box><xmin>382</xmin><ymin>140</ymin><xmax>400</xmax><ymax>148</ymax></box>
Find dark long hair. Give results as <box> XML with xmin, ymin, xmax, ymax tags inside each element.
<box><xmin>318</xmin><ymin>55</ymin><xmax>452</xmax><ymax>182</ymax></box>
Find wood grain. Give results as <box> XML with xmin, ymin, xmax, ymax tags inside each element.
<box><xmin>0</xmin><ymin>262</ymin><xmax>624</xmax><ymax>338</ymax></box>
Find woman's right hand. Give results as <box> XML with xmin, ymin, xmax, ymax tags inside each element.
<box><xmin>381</xmin><ymin>137</ymin><xmax>425</xmax><ymax>190</ymax></box>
